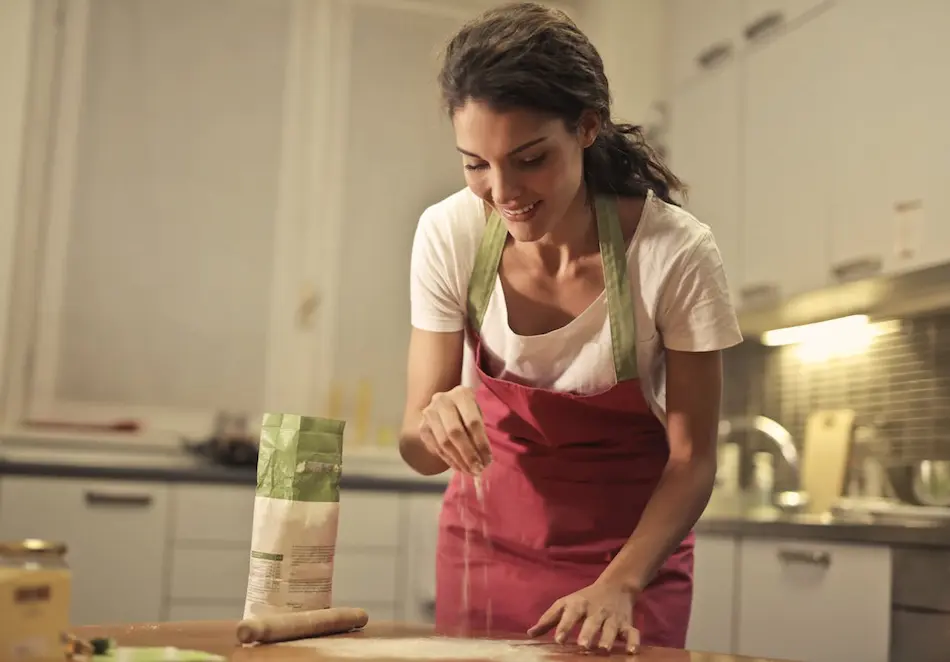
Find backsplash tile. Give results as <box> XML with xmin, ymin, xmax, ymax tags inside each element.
<box><xmin>723</xmin><ymin>310</ymin><xmax>950</xmax><ymax>466</ymax></box>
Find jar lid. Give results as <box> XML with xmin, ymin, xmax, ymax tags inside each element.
<box><xmin>0</xmin><ymin>539</ymin><xmax>67</xmax><ymax>556</ymax></box>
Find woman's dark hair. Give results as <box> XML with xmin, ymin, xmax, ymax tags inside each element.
<box><xmin>438</xmin><ymin>2</ymin><xmax>684</xmax><ymax>205</ymax></box>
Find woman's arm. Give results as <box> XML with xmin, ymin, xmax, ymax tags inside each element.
<box><xmin>597</xmin><ymin>348</ymin><xmax>721</xmax><ymax>593</ymax></box>
<box><xmin>398</xmin><ymin>328</ymin><xmax>465</xmax><ymax>476</ymax></box>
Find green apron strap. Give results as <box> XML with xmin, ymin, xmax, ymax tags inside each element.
<box><xmin>595</xmin><ymin>195</ymin><xmax>639</xmax><ymax>382</ymax></box>
<box><xmin>466</xmin><ymin>209</ymin><xmax>507</xmax><ymax>331</ymax></box>
<box><xmin>465</xmin><ymin>196</ymin><xmax>639</xmax><ymax>381</ymax></box>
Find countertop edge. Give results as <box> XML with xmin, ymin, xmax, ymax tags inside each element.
<box><xmin>2</xmin><ymin>456</ymin><xmax>947</xmax><ymax>547</ymax></box>
<box><xmin>694</xmin><ymin>514</ymin><xmax>950</xmax><ymax>548</ymax></box>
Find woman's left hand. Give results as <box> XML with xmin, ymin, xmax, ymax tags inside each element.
<box><xmin>526</xmin><ymin>579</ymin><xmax>640</xmax><ymax>653</ymax></box>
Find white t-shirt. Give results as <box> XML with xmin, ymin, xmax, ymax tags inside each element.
<box><xmin>409</xmin><ymin>187</ymin><xmax>743</xmax><ymax>425</ymax></box>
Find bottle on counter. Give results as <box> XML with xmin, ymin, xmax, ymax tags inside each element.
<box><xmin>0</xmin><ymin>539</ymin><xmax>71</xmax><ymax>661</ymax></box>
<box><xmin>751</xmin><ymin>451</ymin><xmax>778</xmax><ymax>517</ymax></box>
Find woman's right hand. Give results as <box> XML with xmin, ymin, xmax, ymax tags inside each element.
<box><xmin>419</xmin><ymin>385</ymin><xmax>491</xmax><ymax>475</ymax></box>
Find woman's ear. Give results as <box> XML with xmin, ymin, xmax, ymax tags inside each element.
<box><xmin>577</xmin><ymin>110</ymin><xmax>600</xmax><ymax>148</ymax></box>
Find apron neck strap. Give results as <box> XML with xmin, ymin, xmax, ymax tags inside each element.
<box><xmin>466</xmin><ymin>195</ymin><xmax>639</xmax><ymax>382</ymax></box>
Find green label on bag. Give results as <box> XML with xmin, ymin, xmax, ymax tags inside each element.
<box><xmin>256</xmin><ymin>412</ymin><xmax>345</xmax><ymax>503</ymax></box>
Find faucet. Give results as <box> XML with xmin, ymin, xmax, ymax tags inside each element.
<box><xmin>718</xmin><ymin>415</ymin><xmax>800</xmax><ymax>487</ymax></box>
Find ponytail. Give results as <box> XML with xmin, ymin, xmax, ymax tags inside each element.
<box><xmin>583</xmin><ymin>121</ymin><xmax>685</xmax><ymax>206</ymax></box>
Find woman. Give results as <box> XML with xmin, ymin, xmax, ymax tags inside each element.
<box><xmin>399</xmin><ymin>2</ymin><xmax>742</xmax><ymax>653</ymax></box>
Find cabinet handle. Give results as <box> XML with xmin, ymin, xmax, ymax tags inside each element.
<box><xmin>84</xmin><ymin>491</ymin><xmax>153</xmax><ymax>508</ymax></box>
<box><xmin>695</xmin><ymin>41</ymin><xmax>733</xmax><ymax>69</ymax></box>
<box><xmin>744</xmin><ymin>11</ymin><xmax>785</xmax><ymax>42</ymax></box>
<box><xmin>778</xmin><ymin>548</ymin><xmax>831</xmax><ymax>568</ymax></box>
<box><xmin>830</xmin><ymin>255</ymin><xmax>883</xmax><ymax>282</ymax></box>
<box><xmin>739</xmin><ymin>282</ymin><xmax>779</xmax><ymax>305</ymax></box>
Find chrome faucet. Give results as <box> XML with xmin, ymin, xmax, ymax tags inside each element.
<box><xmin>718</xmin><ymin>415</ymin><xmax>800</xmax><ymax>486</ymax></box>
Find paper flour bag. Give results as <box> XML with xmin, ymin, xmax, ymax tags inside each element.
<box><xmin>243</xmin><ymin>412</ymin><xmax>345</xmax><ymax>618</ymax></box>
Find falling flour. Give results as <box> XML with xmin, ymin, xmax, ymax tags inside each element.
<box><xmin>280</xmin><ymin>637</ymin><xmax>557</xmax><ymax>661</ymax></box>
<box><xmin>458</xmin><ymin>471</ymin><xmax>494</xmax><ymax>632</ymax></box>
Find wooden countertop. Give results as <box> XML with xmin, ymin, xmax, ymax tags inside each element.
<box><xmin>72</xmin><ymin>621</ymin><xmax>795</xmax><ymax>661</ymax></box>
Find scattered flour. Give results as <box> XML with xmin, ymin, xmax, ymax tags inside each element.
<box><xmin>280</xmin><ymin>637</ymin><xmax>556</xmax><ymax>661</ymax></box>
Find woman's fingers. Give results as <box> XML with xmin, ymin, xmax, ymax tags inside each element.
<box><xmin>452</xmin><ymin>388</ymin><xmax>492</xmax><ymax>466</ymax></box>
<box><xmin>420</xmin><ymin>387</ymin><xmax>488</xmax><ymax>475</ymax></box>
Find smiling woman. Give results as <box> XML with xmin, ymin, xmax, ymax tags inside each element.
<box><xmin>398</xmin><ymin>1</ymin><xmax>743</xmax><ymax>654</ymax></box>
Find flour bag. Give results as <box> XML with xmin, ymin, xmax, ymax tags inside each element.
<box><xmin>243</xmin><ymin>412</ymin><xmax>345</xmax><ymax>618</ymax></box>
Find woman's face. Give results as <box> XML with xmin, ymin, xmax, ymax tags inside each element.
<box><xmin>452</xmin><ymin>99</ymin><xmax>598</xmax><ymax>243</ymax></box>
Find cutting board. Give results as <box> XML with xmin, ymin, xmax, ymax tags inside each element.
<box><xmin>801</xmin><ymin>409</ymin><xmax>856</xmax><ymax>514</ymax></box>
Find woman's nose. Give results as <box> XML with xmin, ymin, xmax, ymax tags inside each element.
<box><xmin>490</xmin><ymin>169</ymin><xmax>521</xmax><ymax>205</ymax></box>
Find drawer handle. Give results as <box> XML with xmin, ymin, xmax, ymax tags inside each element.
<box><xmin>831</xmin><ymin>255</ymin><xmax>883</xmax><ymax>282</ymax></box>
<box><xmin>744</xmin><ymin>11</ymin><xmax>785</xmax><ymax>42</ymax></box>
<box><xmin>778</xmin><ymin>548</ymin><xmax>831</xmax><ymax>568</ymax></box>
<box><xmin>84</xmin><ymin>491</ymin><xmax>153</xmax><ymax>508</ymax></box>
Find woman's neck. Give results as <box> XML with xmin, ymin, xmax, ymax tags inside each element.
<box><xmin>515</xmin><ymin>188</ymin><xmax>598</xmax><ymax>276</ymax></box>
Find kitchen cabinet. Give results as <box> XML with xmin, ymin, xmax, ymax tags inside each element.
<box><xmin>22</xmin><ymin>0</ymin><xmax>319</xmax><ymax>436</ymax></box>
<box><xmin>736</xmin><ymin>537</ymin><xmax>891</xmax><ymax>662</ymax></box>
<box><xmin>402</xmin><ymin>492</ymin><xmax>444</xmax><ymax>623</ymax></box>
<box><xmin>897</xmin><ymin>3</ymin><xmax>950</xmax><ymax>274</ymax></box>
<box><xmin>827</xmin><ymin>0</ymin><xmax>950</xmax><ymax>277</ymax></box>
<box><xmin>0</xmin><ymin>476</ymin><xmax>169</xmax><ymax>625</ymax></box>
<box><xmin>167</xmin><ymin>485</ymin><xmax>255</xmax><ymax>620</ymax></box>
<box><xmin>739</xmin><ymin>4</ymin><xmax>838</xmax><ymax>304</ymax></box>
<box><xmin>666</xmin><ymin>0</ymin><xmax>743</xmax><ymax>91</ymax></box>
<box><xmin>665</xmin><ymin>60</ymin><xmax>743</xmax><ymax>304</ymax></box>
<box><xmin>686</xmin><ymin>534</ymin><xmax>737</xmax><ymax>655</ymax></box>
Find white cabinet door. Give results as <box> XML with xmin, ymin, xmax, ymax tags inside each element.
<box><xmin>824</xmin><ymin>0</ymin><xmax>897</xmax><ymax>281</ymax></box>
<box><xmin>666</xmin><ymin>0</ymin><xmax>744</xmax><ymax>91</ymax></box>
<box><xmin>875</xmin><ymin>1</ymin><xmax>950</xmax><ymax>273</ymax></box>
<box><xmin>0</xmin><ymin>476</ymin><xmax>169</xmax><ymax>625</ymax></box>
<box><xmin>24</xmin><ymin>0</ymin><xmax>322</xmax><ymax>437</ymax></box>
<box><xmin>666</xmin><ymin>61</ymin><xmax>743</xmax><ymax>305</ymax></box>
<box><xmin>825</xmin><ymin>1</ymin><xmax>950</xmax><ymax>278</ymax></box>
<box><xmin>740</xmin><ymin>6</ymin><xmax>838</xmax><ymax>304</ymax></box>
<box><xmin>327</xmin><ymin>1</ymin><xmax>467</xmax><ymax>443</ymax></box>
<box><xmin>686</xmin><ymin>534</ymin><xmax>737</xmax><ymax>654</ymax></box>
<box><xmin>736</xmin><ymin>538</ymin><xmax>891</xmax><ymax>662</ymax></box>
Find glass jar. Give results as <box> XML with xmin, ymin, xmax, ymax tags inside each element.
<box><xmin>0</xmin><ymin>539</ymin><xmax>69</xmax><ymax>570</ymax></box>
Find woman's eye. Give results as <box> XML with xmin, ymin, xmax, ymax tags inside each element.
<box><xmin>520</xmin><ymin>154</ymin><xmax>546</xmax><ymax>168</ymax></box>
<box><xmin>464</xmin><ymin>162</ymin><xmax>488</xmax><ymax>171</ymax></box>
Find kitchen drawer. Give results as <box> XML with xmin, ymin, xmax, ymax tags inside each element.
<box><xmin>337</xmin><ymin>490</ymin><xmax>402</xmax><ymax>549</ymax></box>
<box><xmin>891</xmin><ymin>608</ymin><xmax>950</xmax><ymax>662</ymax></box>
<box><xmin>169</xmin><ymin>547</ymin><xmax>250</xmax><ymax>602</ymax></box>
<box><xmin>892</xmin><ymin>547</ymin><xmax>950</xmax><ymax>612</ymax></box>
<box><xmin>0</xmin><ymin>476</ymin><xmax>168</xmax><ymax>625</ymax></box>
<box><xmin>172</xmin><ymin>484</ymin><xmax>255</xmax><ymax>543</ymax></box>
<box><xmin>332</xmin><ymin>549</ymin><xmax>398</xmax><ymax>605</ymax></box>
<box><xmin>737</xmin><ymin>538</ymin><xmax>891</xmax><ymax>662</ymax></box>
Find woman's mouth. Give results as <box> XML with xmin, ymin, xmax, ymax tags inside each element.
<box><xmin>499</xmin><ymin>201</ymin><xmax>541</xmax><ymax>222</ymax></box>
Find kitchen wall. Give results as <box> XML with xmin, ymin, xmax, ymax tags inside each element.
<box><xmin>722</xmin><ymin>310</ymin><xmax>950</xmax><ymax>465</ymax></box>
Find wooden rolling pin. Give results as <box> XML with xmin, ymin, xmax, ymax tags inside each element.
<box><xmin>237</xmin><ymin>607</ymin><xmax>369</xmax><ymax>644</ymax></box>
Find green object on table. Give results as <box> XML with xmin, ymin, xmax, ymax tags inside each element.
<box><xmin>92</xmin><ymin>647</ymin><xmax>225</xmax><ymax>661</ymax></box>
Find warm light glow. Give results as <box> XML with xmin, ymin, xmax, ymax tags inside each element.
<box><xmin>760</xmin><ymin>315</ymin><xmax>871</xmax><ymax>347</ymax></box>
<box><xmin>760</xmin><ymin>316</ymin><xmax>899</xmax><ymax>363</ymax></box>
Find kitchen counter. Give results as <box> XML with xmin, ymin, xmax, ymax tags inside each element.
<box><xmin>1</xmin><ymin>434</ymin><xmax>948</xmax><ymax>548</ymax></box>
<box><xmin>71</xmin><ymin>621</ymin><xmax>795</xmax><ymax>661</ymax></box>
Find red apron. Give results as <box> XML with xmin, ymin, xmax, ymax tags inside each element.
<box><xmin>434</xmin><ymin>193</ymin><xmax>694</xmax><ymax>648</ymax></box>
